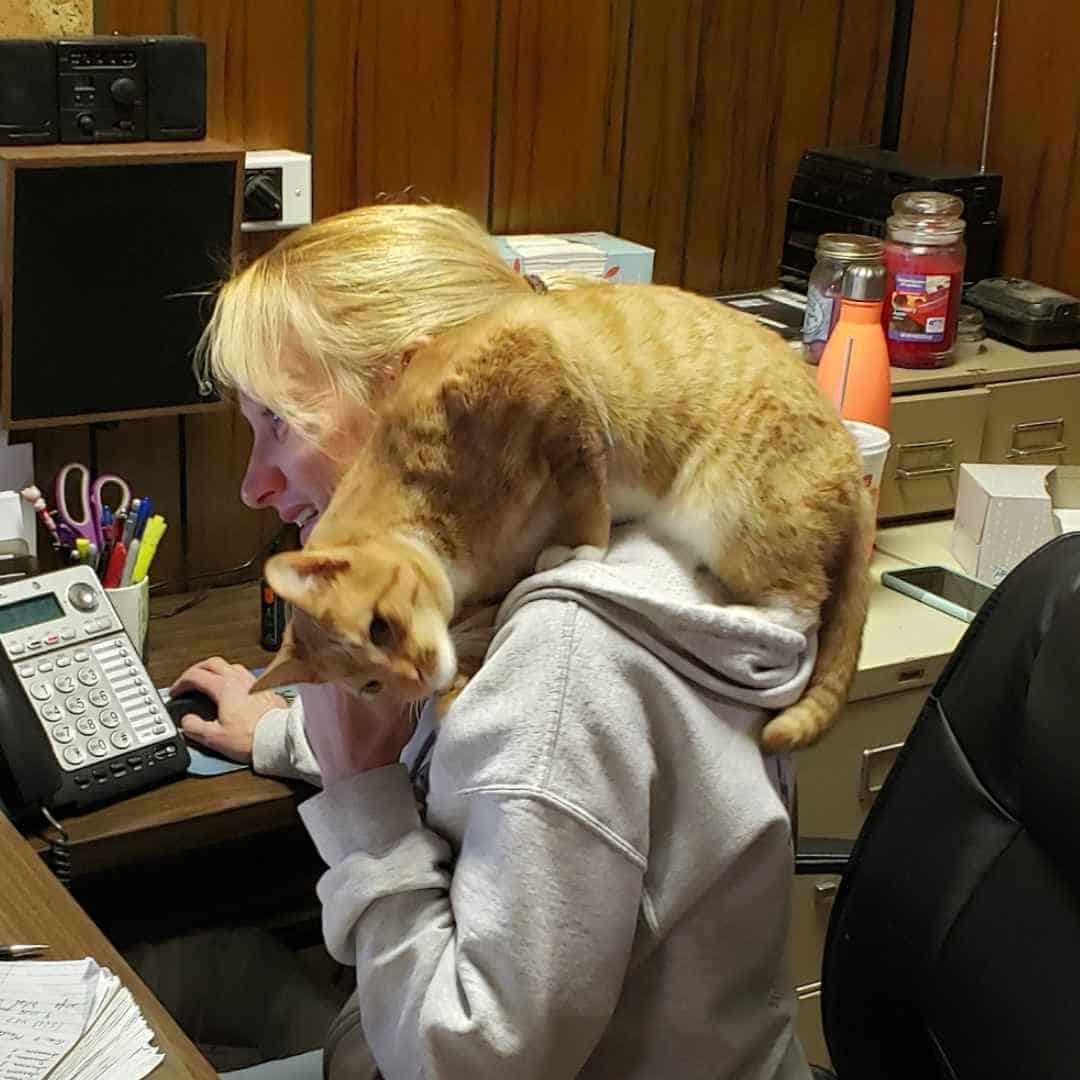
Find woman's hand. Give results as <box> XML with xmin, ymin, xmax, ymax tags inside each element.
<box><xmin>300</xmin><ymin>682</ymin><xmax>416</xmax><ymax>784</ymax></box>
<box><xmin>169</xmin><ymin>656</ymin><xmax>287</xmax><ymax>763</ymax></box>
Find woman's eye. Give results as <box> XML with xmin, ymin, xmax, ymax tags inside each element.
<box><xmin>264</xmin><ymin>410</ymin><xmax>287</xmax><ymax>439</ymax></box>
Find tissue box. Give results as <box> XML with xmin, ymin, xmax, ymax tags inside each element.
<box><xmin>951</xmin><ymin>463</ymin><xmax>1080</xmax><ymax>584</ymax></box>
<box><xmin>493</xmin><ymin>231</ymin><xmax>655</xmax><ymax>284</ymax></box>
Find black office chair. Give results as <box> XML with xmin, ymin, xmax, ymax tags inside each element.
<box><xmin>797</xmin><ymin>533</ymin><xmax>1080</xmax><ymax>1079</ymax></box>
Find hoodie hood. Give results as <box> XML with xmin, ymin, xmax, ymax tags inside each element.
<box><xmin>496</xmin><ymin>526</ymin><xmax>816</xmax><ymax>711</ymax></box>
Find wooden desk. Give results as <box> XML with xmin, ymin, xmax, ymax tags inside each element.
<box><xmin>26</xmin><ymin>582</ymin><xmax>313</xmax><ymax>877</ymax></box>
<box><xmin>0</xmin><ymin>812</ymin><xmax>215</xmax><ymax>1078</ymax></box>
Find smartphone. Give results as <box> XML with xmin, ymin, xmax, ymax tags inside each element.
<box><xmin>881</xmin><ymin>565</ymin><xmax>994</xmax><ymax>623</ymax></box>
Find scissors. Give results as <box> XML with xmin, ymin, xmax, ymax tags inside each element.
<box><xmin>54</xmin><ymin>463</ymin><xmax>132</xmax><ymax>551</ymax></box>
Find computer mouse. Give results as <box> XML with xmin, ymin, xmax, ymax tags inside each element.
<box><xmin>165</xmin><ymin>690</ymin><xmax>219</xmax><ymax>724</ymax></box>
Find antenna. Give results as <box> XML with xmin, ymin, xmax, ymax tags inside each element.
<box><xmin>979</xmin><ymin>0</ymin><xmax>1003</xmax><ymax>173</ymax></box>
<box><xmin>879</xmin><ymin>0</ymin><xmax>916</xmax><ymax>153</ymax></box>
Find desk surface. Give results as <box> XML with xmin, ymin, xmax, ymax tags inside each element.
<box><xmin>0</xmin><ymin>813</ymin><xmax>215</xmax><ymax>1078</ymax></box>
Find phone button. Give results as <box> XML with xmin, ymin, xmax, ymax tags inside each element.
<box><xmin>52</xmin><ymin>724</ymin><xmax>74</xmax><ymax>744</ymax></box>
<box><xmin>37</xmin><ymin>660</ymin><xmax>54</xmax><ymax>673</ymax></box>
<box><xmin>29</xmin><ymin>682</ymin><xmax>51</xmax><ymax>701</ymax></box>
<box><xmin>41</xmin><ymin>703</ymin><xmax>63</xmax><ymax>723</ymax></box>
<box><xmin>27</xmin><ymin>639</ymin><xmax>41</xmax><ymax>651</ymax></box>
<box><xmin>54</xmin><ymin>675</ymin><xmax>76</xmax><ymax>694</ymax></box>
<box><xmin>77</xmin><ymin>717</ymin><xmax>99</xmax><ymax>736</ymax></box>
<box><xmin>78</xmin><ymin>667</ymin><xmax>100</xmax><ymax>687</ymax></box>
<box><xmin>110</xmin><ymin>731</ymin><xmax>133</xmax><ymax>750</ymax></box>
<box><xmin>56</xmin><ymin>656</ymin><xmax>72</xmax><ymax>668</ymax></box>
<box><xmin>18</xmin><ymin>664</ymin><xmax>35</xmax><ymax>678</ymax></box>
<box><xmin>87</xmin><ymin>738</ymin><xmax>109</xmax><ymax>758</ymax></box>
<box><xmin>60</xmin><ymin>627</ymin><xmax>76</xmax><ymax>641</ymax></box>
<box><xmin>63</xmin><ymin>746</ymin><xmax>86</xmax><ymax>766</ymax></box>
<box><xmin>89</xmin><ymin>688</ymin><xmax>109</xmax><ymax>707</ymax></box>
<box><xmin>44</xmin><ymin>633</ymin><xmax>60</xmax><ymax>646</ymax></box>
<box><xmin>99</xmin><ymin>710</ymin><xmax>121</xmax><ymax>728</ymax></box>
<box><xmin>8</xmin><ymin>642</ymin><xmax>24</xmax><ymax>655</ymax></box>
<box><xmin>74</xmin><ymin>773</ymin><xmax>91</xmax><ymax>789</ymax></box>
<box><xmin>91</xmin><ymin>765</ymin><xmax>108</xmax><ymax>781</ymax></box>
<box><xmin>74</xmin><ymin>649</ymin><xmax>90</xmax><ymax>662</ymax></box>
<box><xmin>66</xmin><ymin>696</ymin><xmax>88</xmax><ymax>715</ymax></box>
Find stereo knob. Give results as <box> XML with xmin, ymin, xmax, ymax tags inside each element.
<box><xmin>110</xmin><ymin>76</ymin><xmax>138</xmax><ymax>106</ymax></box>
<box><xmin>76</xmin><ymin>113</ymin><xmax>95</xmax><ymax>134</ymax></box>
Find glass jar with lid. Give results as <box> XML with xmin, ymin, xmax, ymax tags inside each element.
<box><xmin>802</xmin><ymin>234</ymin><xmax>886</xmax><ymax>363</ymax></box>
<box><xmin>882</xmin><ymin>192</ymin><xmax>967</xmax><ymax>368</ymax></box>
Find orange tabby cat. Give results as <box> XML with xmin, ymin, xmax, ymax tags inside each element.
<box><xmin>252</xmin><ymin>282</ymin><xmax>871</xmax><ymax>751</ymax></box>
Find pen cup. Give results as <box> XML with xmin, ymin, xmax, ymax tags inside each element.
<box><xmin>106</xmin><ymin>576</ymin><xmax>150</xmax><ymax>658</ymax></box>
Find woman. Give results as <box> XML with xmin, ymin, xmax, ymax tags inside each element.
<box><xmin>174</xmin><ymin>203</ymin><xmax>814</xmax><ymax>1079</ymax></box>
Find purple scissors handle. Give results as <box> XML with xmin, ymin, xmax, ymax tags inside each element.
<box><xmin>54</xmin><ymin>463</ymin><xmax>131</xmax><ymax>550</ymax></box>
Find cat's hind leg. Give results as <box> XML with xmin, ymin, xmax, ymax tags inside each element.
<box><xmin>535</xmin><ymin>419</ymin><xmax>611</xmax><ymax>573</ymax></box>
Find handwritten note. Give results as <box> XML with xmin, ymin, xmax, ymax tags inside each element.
<box><xmin>0</xmin><ymin>960</ymin><xmax>162</xmax><ymax>1080</ymax></box>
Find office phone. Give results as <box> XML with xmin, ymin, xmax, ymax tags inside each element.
<box><xmin>0</xmin><ymin>565</ymin><xmax>188</xmax><ymax>821</ymax></box>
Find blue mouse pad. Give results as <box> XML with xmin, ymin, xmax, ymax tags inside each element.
<box><xmin>158</xmin><ymin>672</ymin><xmax>297</xmax><ymax>777</ymax></box>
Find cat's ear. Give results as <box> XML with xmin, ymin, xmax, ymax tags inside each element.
<box><xmin>440</xmin><ymin>379</ymin><xmax>469</xmax><ymax>427</ymax></box>
<box><xmin>250</xmin><ymin>634</ymin><xmax>316</xmax><ymax>693</ymax></box>
<box><xmin>264</xmin><ymin>549</ymin><xmax>353</xmax><ymax>610</ymax></box>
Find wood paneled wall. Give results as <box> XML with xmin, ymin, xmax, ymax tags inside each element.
<box><xmin>18</xmin><ymin>0</ymin><xmax>1080</xmax><ymax>587</ymax></box>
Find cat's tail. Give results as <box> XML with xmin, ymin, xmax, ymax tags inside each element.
<box><xmin>759</xmin><ymin>494</ymin><xmax>872</xmax><ymax>753</ymax></box>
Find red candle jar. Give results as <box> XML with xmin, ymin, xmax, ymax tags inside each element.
<box><xmin>882</xmin><ymin>192</ymin><xmax>967</xmax><ymax>368</ymax></box>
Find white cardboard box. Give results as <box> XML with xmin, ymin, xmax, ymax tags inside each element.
<box><xmin>951</xmin><ymin>463</ymin><xmax>1080</xmax><ymax>584</ymax></box>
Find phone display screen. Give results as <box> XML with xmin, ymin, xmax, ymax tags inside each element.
<box><xmin>895</xmin><ymin>567</ymin><xmax>992</xmax><ymax>614</ymax></box>
<box><xmin>0</xmin><ymin>594</ymin><xmax>63</xmax><ymax>634</ymax></box>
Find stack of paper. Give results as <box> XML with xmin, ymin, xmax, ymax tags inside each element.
<box><xmin>502</xmin><ymin>235</ymin><xmax>607</xmax><ymax>278</ymax></box>
<box><xmin>0</xmin><ymin>959</ymin><xmax>163</xmax><ymax>1079</ymax></box>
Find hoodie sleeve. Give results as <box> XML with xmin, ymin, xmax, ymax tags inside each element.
<box><xmin>251</xmin><ymin>697</ymin><xmax>322</xmax><ymax>787</ymax></box>
<box><xmin>298</xmin><ymin>601</ymin><xmax>648</xmax><ymax>1079</ymax></box>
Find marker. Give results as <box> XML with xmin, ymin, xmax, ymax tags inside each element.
<box><xmin>121</xmin><ymin>499</ymin><xmax>140</xmax><ymax>548</ymax></box>
<box><xmin>132</xmin><ymin>517</ymin><xmax>166</xmax><ymax>584</ymax></box>
<box><xmin>120</xmin><ymin>538</ymin><xmax>140</xmax><ymax>587</ymax></box>
<box><xmin>103</xmin><ymin>542</ymin><xmax>126</xmax><ymax>589</ymax></box>
<box><xmin>133</xmin><ymin>497</ymin><xmax>152</xmax><ymax>541</ymax></box>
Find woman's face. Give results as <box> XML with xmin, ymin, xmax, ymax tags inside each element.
<box><xmin>238</xmin><ymin>393</ymin><xmax>371</xmax><ymax>544</ymax></box>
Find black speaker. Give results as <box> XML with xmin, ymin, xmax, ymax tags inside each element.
<box><xmin>145</xmin><ymin>36</ymin><xmax>206</xmax><ymax>141</ymax></box>
<box><xmin>0</xmin><ymin>39</ymin><xmax>57</xmax><ymax>145</ymax></box>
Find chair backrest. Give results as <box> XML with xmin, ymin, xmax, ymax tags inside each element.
<box><xmin>821</xmin><ymin>534</ymin><xmax>1080</xmax><ymax>1080</ymax></box>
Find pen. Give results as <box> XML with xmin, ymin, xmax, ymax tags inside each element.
<box><xmin>121</xmin><ymin>499</ymin><xmax>140</xmax><ymax>549</ymax></box>
<box><xmin>120</xmin><ymin>538</ymin><xmax>140</xmax><ymax>587</ymax></box>
<box><xmin>133</xmin><ymin>497</ymin><xmax>152</xmax><ymax>541</ymax></box>
<box><xmin>0</xmin><ymin>944</ymin><xmax>49</xmax><ymax>960</ymax></box>
<box><xmin>103</xmin><ymin>541</ymin><xmax>126</xmax><ymax>589</ymax></box>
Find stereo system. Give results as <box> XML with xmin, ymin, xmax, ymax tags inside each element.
<box><xmin>781</xmin><ymin>146</ymin><xmax>1004</xmax><ymax>291</ymax></box>
<box><xmin>0</xmin><ymin>35</ymin><xmax>206</xmax><ymax>145</ymax></box>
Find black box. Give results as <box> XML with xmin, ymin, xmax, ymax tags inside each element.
<box><xmin>782</xmin><ymin>146</ymin><xmax>1003</xmax><ymax>291</ymax></box>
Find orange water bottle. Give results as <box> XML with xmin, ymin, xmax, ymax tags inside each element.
<box><xmin>816</xmin><ymin>262</ymin><xmax>891</xmax><ymax>431</ymax></box>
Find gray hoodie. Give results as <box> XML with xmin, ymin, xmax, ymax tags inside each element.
<box><xmin>272</xmin><ymin>527</ymin><xmax>813</xmax><ymax>1079</ymax></box>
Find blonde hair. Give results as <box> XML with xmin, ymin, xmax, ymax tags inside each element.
<box><xmin>196</xmin><ymin>203</ymin><xmax>531</xmax><ymax>439</ymax></box>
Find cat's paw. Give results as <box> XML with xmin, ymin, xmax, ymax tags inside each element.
<box><xmin>535</xmin><ymin>544</ymin><xmax>607</xmax><ymax>573</ymax></box>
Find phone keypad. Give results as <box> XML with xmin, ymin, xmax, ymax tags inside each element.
<box><xmin>13</xmin><ymin>632</ymin><xmax>176</xmax><ymax>772</ymax></box>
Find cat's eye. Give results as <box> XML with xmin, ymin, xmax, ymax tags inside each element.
<box><xmin>369</xmin><ymin>615</ymin><xmax>396</xmax><ymax>649</ymax></box>
<box><xmin>362</xmin><ymin>680</ymin><xmax>382</xmax><ymax>694</ymax></box>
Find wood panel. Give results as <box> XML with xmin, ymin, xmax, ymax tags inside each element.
<box><xmin>902</xmin><ymin>0</ymin><xmax>1080</xmax><ymax>297</ymax></box>
<box><xmin>176</xmin><ymin>0</ymin><xmax>310</xmax><ymax>151</ymax></box>
<box><xmin>312</xmin><ymin>0</ymin><xmax>496</xmax><ymax>224</ymax></box>
<box><xmin>618</xmin><ymin>0</ymin><xmax>704</xmax><ymax>284</ymax></box>
<box><xmin>95</xmin><ymin>418</ymin><xmax>184</xmax><ymax>585</ymax></box>
<box><xmin>94</xmin><ymin>0</ymin><xmax>172</xmax><ymax>33</ymax></box>
<box><xmin>491</xmin><ymin>0</ymin><xmax>632</xmax><ymax>235</ymax></box>
<box><xmin>827</xmin><ymin>0</ymin><xmax>894</xmax><ymax>147</ymax></box>
<box><xmin>681</xmin><ymin>0</ymin><xmax>842</xmax><ymax>293</ymax></box>
<box><xmin>4</xmin><ymin>0</ymin><xmax>92</xmax><ymax>36</ymax></box>
<box><xmin>184</xmin><ymin>404</ymin><xmax>279</xmax><ymax>583</ymax></box>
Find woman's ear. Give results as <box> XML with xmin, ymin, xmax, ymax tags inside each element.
<box><xmin>391</xmin><ymin>336</ymin><xmax>433</xmax><ymax>379</ymax></box>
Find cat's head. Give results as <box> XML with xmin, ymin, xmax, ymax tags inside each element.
<box><xmin>250</xmin><ymin>536</ymin><xmax>457</xmax><ymax>702</ymax></box>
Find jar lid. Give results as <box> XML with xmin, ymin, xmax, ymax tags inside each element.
<box><xmin>887</xmin><ymin>213</ymin><xmax>967</xmax><ymax>246</ymax></box>
<box><xmin>891</xmin><ymin>191</ymin><xmax>965</xmax><ymax>218</ymax></box>
<box><xmin>815</xmin><ymin>233</ymin><xmax>885</xmax><ymax>261</ymax></box>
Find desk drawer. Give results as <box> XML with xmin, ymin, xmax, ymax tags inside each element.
<box><xmin>879</xmin><ymin>388</ymin><xmax>989</xmax><ymax>520</ymax></box>
<box><xmin>788</xmin><ymin>872</ymin><xmax>839</xmax><ymax>987</ymax></box>
<box><xmin>796</xmin><ymin>687</ymin><xmax>928</xmax><ymax>838</ymax></box>
<box><xmin>795</xmin><ymin>983</ymin><xmax>830</xmax><ymax>1070</ymax></box>
<box><xmin>981</xmin><ymin>374</ymin><xmax>1080</xmax><ymax>465</ymax></box>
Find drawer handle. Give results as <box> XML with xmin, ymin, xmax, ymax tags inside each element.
<box><xmin>858</xmin><ymin>741</ymin><xmax>904</xmax><ymax>801</ymax></box>
<box><xmin>1007</xmin><ymin>418</ymin><xmax>1067</xmax><ymax>460</ymax></box>
<box><xmin>796</xmin><ymin>980</ymin><xmax>822</xmax><ymax>998</ymax></box>
<box><xmin>1007</xmin><ymin>442</ymin><xmax>1068</xmax><ymax>459</ymax></box>
<box><xmin>896</xmin><ymin>464</ymin><xmax>957</xmax><ymax>478</ymax></box>
<box><xmin>895</xmin><ymin>437</ymin><xmax>956</xmax><ymax>480</ymax></box>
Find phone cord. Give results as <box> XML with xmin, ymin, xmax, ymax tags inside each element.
<box><xmin>40</xmin><ymin>806</ymin><xmax>73</xmax><ymax>888</ymax></box>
